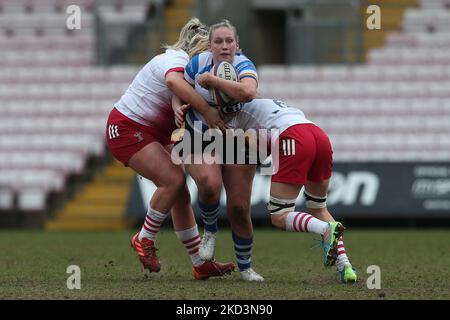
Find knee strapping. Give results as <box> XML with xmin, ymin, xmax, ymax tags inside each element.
<box><xmin>304</xmin><ymin>190</ymin><xmax>327</xmax><ymax>209</ymax></box>
<box><xmin>267</xmin><ymin>196</ymin><xmax>296</xmax><ymax>215</ymax></box>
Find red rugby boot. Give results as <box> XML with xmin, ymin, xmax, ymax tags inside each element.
<box><xmin>192</xmin><ymin>260</ymin><xmax>235</xmax><ymax>280</ymax></box>
<box><xmin>131</xmin><ymin>233</ymin><xmax>161</xmax><ymax>272</ymax></box>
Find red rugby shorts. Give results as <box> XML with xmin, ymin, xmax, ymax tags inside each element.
<box><xmin>105</xmin><ymin>107</ymin><xmax>175</xmax><ymax>165</ymax></box>
<box><xmin>271</xmin><ymin>123</ymin><xmax>333</xmax><ymax>185</ymax></box>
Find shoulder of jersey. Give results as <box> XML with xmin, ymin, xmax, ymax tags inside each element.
<box><xmin>164</xmin><ymin>49</ymin><xmax>188</xmax><ymax>64</ymax></box>
<box><xmin>233</xmin><ymin>54</ymin><xmax>255</xmax><ymax>71</ymax></box>
<box><xmin>196</xmin><ymin>51</ymin><xmax>212</xmax><ymax>59</ymax></box>
<box><xmin>234</xmin><ymin>53</ymin><xmax>250</xmax><ymax>62</ymax></box>
<box><xmin>166</xmin><ymin>48</ymin><xmax>187</xmax><ymax>56</ymax></box>
<box><xmin>189</xmin><ymin>52</ymin><xmax>212</xmax><ymax>67</ymax></box>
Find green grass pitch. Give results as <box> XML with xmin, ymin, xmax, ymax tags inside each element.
<box><xmin>1</xmin><ymin>228</ymin><xmax>449</xmax><ymax>299</ymax></box>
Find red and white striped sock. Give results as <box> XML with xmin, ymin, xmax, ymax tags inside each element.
<box><xmin>138</xmin><ymin>207</ymin><xmax>167</xmax><ymax>242</ymax></box>
<box><xmin>285</xmin><ymin>212</ymin><xmax>329</xmax><ymax>235</ymax></box>
<box><xmin>175</xmin><ymin>224</ymin><xmax>203</xmax><ymax>267</ymax></box>
<box><xmin>336</xmin><ymin>237</ymin><xmax>351</xmax><ymax>272</ymax></box>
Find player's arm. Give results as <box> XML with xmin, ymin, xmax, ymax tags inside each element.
<box><xmin>198</xmin><ymin>74</ymin><xmax>257</xmax><ymax>103</ymax></box>
<box><xmin>171</xmin><ymin>94</ymin><xmax>183</xmax><ymax>109</ymax></box>
<box><xmin>165</xmin><ymin>72</ymin><xmax>228</xmax><ymax>131</ymax></box>
<box><xmin>171</xmin><ymin>95</ymin><xmax>189</xmax><ymax>128</ymax></box>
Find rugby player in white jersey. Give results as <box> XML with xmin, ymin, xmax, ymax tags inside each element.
<box><xmin>105</xmin><ymin>18</ymin><xmax>235</xmax><ymax>280</ymax></box>
<box><xmin>227</xmin><ymin>98</ymin><xmax>357</xmax><ymax>283</ymax></box>
<box><xmin>179</xmin><ymin>20</ymin><xmax>265</xmax><ymax>281</ymax></box>
<box><xmin>179</xmin><ymin>93</ymin><xmax>358</xmax><ymax>283</ymax></box>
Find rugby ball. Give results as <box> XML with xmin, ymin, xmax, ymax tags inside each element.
<box><xmin>210</xmin><ymin>61</ymin><xmax>241</xmax><ymax>114</ymax></box>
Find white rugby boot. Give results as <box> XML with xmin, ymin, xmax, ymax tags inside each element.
<box><xmin>199</xmin><ymin>231</ymin><xmax>217</xmax><ymax>261</ymax></box>
<box><xmin>240</xmin><ymin>268</ymin><xmax>265</xmax><ymax>282</ymax></box>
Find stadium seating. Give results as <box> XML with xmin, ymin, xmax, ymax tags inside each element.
<box><xmin>1</xmin><ymin>0</ymin><xmax>448</xmax><ymax>214</ymax></box>
<box><xmin>0</xmin><ymin>1</ymin><xmax>140</xmax><ymax>211</ymax></box>
<box><xmin>257</xmin><ymin>1</ymin><xmax>450</xmax><ymax>163</ymax></box>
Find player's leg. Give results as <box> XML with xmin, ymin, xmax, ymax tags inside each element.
<box><xmin>222</xmin><ymin>164</ymin><xmax>264</xmax><ymax>282</ymax></box>
<box><xmin>269</xmin><ymin>125</ymin><xmax>333</xmax><ymax>235</ymax></box>
<box><xmin>127</xmin><ymin>141</ymin><xmax>187</xmax><ymax>272</ymax></box>
<box><xmin>168</xmin><ymin>145</ymin><xmax>235</xmax><ymax>279</ymax></box>
<box><xmin>184</xmin><ymin>159</ymin><xmax>223</xmax><ymax>261</ymax></box>
<box><xmin>173</xmin><ymin>208</ymin><xmax>235</xmax><ymax>280</ymax></box>
<box><xmin>106</xmin><ymin>109</ymin><xmax>183</xmax><ymax>272</ymax></box>
<box><xmin>305</xmin><ymin>125</ymin><xmax>356</xmax><ymax>280</ymax></box>
<box><xmin>171</xmin><ymin>183</ymin><xmax>235</xmax><ymax>280</ymax></box>
<box><xmin>269</xmin><ymin>182</ymin><xmax>332</xmax><ymax>235</ymax></box>
<box><xmin>305</xmin><ymin>180</ymin><xmax>357</xmax><ymax>283</ymax></box>
<box><xmin>269</xmin><ymin>124</ymin><xmax>344</xmax><ymax>267</ymax></box>
<box><xmin>269</xmin><ymin>184</ymin><xmax>345</xmax><ymax>270</ymax></box>
<box><xmin>167</xmin><ymin>145</ymin><xmax>203</xmax><ymax>268</ymax></box>
<box><xmin>180</xmin><ymin>116</ymin><xmax>224</xmax><ymax>261</ymax></box>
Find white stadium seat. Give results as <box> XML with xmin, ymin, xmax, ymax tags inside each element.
<box><xmin>0</xmin><ymin>187</ymin><xmax>14</xmax><ymax>210</ymax></box>
<box><xmin>1</xmin><ymin>0</ymin><xmax>449</xmax><ymax>213</ymax></box>
<box><xmin>419</xmin><ymin>0</ymin><xmax>450</xmax><ymax>9</ymax></box>
<box><xmin>0</xmin><ymin>0</ymin><xmax>152</xmax><ymax>213</ymax></box>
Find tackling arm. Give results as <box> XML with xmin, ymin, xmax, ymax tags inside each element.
<box><xmin>199</xmin><ymin>74</ymin><xmax>257</xmax><ymax>103</ymax></box>
<box><xmin>165</xmin><ymin>72</ymin><xmax>228</xmax><ymax>131</ymax></box>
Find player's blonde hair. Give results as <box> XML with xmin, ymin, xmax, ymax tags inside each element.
<box><xmin>187</xmin><ymin>31</ymin><xmax>209</xmax><ymax>57</ymax></box>
<box><xmin>209</xmin><ymin>19</ymin><xmax>239</xmax><ymax>44</ymax></box>
<box><xmin>163</xmin><ymin>17</ymin><xmax>209</xmax><ymax>57</ymax></box>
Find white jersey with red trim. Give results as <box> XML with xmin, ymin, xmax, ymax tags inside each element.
<box><xmin>114</xmin><ymin>49</ymin><xmax>188</xmax><ymax>127</ymax></box>
<box><xmin>184</xmin><ymin>51</ymin><xmax>258</xmax><ymax>131</ymax></box>
<box><xmin>226</xmin><ymin>98</ymin><xmax>314</xmax><ymax>133</ymax></box>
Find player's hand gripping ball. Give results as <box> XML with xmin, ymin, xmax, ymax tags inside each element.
<box><xmin>209</xmin><ymin>61</ymin><xmax>242</xmax><ymax>115</ymax></box>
